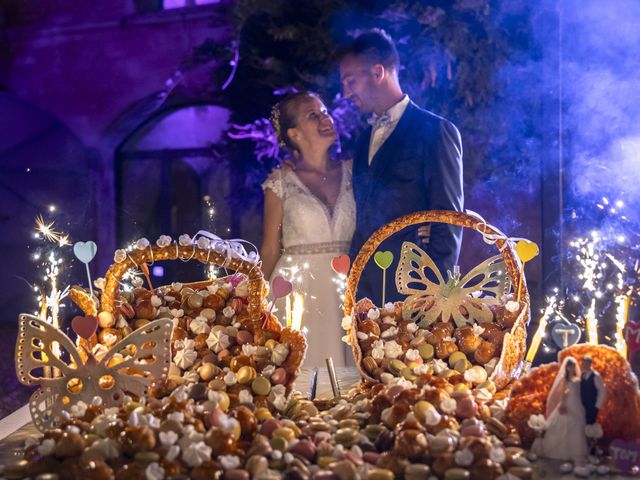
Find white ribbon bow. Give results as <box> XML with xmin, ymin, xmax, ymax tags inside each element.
<box><xmin>465</xmin><ymin>209</ymin><xmax>532</xmax><ymax>263</ymax></box>
<box><xmin>192</xmin><ymin>231</ymin><xmax>260</xmax><ymax>265</ymax></box>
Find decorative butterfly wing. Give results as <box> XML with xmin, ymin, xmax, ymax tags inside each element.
<box><xmin>16</xmin><ymin>315</ymin><xmax>172</xmax><ymax>431</ymax></box>
<box><xmin>396</xmin><ymin>242</ymin><xmax>446</xmax><ymax>326</ymax></box>
<box><xmin>447</xmin><ymin>255</ymin><xmax>510</xmax><ymax>326</ymax></box>
<box><xmin>16</xmin><ymin>314</ymin><xmax>89</xmax><ymax>430</ymax></box>
<box><xmin>95</xmin><ymin>318</ymin><xmax>173</xmax><ymax>403</ymax></box>
<box><xmin>396</xmin><ymin>242</ymin><xmax>510</xmax><ymax>327</ymax></box>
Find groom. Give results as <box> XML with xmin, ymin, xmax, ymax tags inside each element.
<box><xmin>580</xmin><ymin>356</ymin><xmax>606</xmax><ymax>453</ymax></box>
<box><xmin>580</xmin><ymin>356</ymin><xmax>606</xmax><ymax>424</ymax></box>
<box><xmin>340</xmin><ymin>29</ymin><xmax>464</xmax><ymax>305</ymax></box>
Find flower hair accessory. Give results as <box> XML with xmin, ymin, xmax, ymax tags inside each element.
<box><xmin>269</xmin><ymin>104</ymin><xmax>285</xmax><ymax>148</ymax></box>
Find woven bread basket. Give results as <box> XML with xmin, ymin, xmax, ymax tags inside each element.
<box><xmin>72</xmin><ymin>242</ymin><xmax>307</xmax><ymax>390</ymax></box>
<box><xmin>343</xmin><ymin>210</ymin><xmax>530</xmax><ymax>391</ymax></box>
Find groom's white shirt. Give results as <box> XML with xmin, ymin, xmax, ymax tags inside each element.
<box><xmin>368</xmin><ymin>94</ymin><xmax>410</xmax><ymax>165</ymax></box>
<box><xmin>583</xmin><ymin>370</ymin><xmax>606</xmax><ymax>409</ymax></box>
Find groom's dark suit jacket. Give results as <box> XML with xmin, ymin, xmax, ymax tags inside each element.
<box><xmin>349</xmin><ymin>101</ymin><xmax>464</xmax><ymax>305</ymax></box>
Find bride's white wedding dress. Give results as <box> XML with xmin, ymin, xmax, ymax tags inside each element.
<box><xmin>262</xmin><ymin>160</ymin><xmax>355</xmax><ymax>368</ymax></box>
<box><xmin>542</xmin><ymin>364</ymin><xmax>589</xmax><ymax>462</ymax></box>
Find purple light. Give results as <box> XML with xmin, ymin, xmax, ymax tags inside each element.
<box><xmin>152</xmin><ymin>266</ymin><xmax>164</xmax><ymax>277</ymax></box>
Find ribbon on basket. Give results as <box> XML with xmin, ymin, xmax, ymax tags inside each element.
<box><xmin>192</xmin><ymin>231</ymin><xmax>260</xmax><ymax>266</ymax></box>
<box><xmin>465</xmin><ymin>210</ymin><xmax>533</xmax><ymax>259</ymax></box>
<box><xmin>465</xmin><ymin>209</ymin><xmax>538</xmax><ymax>302</ymax></box>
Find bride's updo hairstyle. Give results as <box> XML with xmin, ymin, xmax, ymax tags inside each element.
<box><xmin>270</xmin><ymin>91</ymin><xmax>322</xmax><ymax>154</ymax></box>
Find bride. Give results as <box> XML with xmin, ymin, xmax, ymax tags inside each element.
<box><xmin>542</xmin><ymin>356</ymin><xmax>589</xmax><ymax>463</ymax></box>
<box><xmin>260</xmin><ymin>91</ymin><xmax>355</xmax><ymax>368</ymax></box>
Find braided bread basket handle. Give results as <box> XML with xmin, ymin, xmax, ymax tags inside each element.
<box><xmin>101</xmin><ymin>245</ymin><xmax>265</xmax><ymax>329</ymax></box>
<box><xmin>343</xmin><ymin>210</ymin><xmax>529</xmax><ymax>318</ymax></box>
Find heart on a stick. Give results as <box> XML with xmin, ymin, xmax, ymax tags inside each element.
<box><xmin>271</xmin><ymin>275</ymin><xmax>293</xmax><ymax>299</ymax></box>
<box><xmin>331</xmin><ymin>255</ymin><xmax>351</xmax><ymax>275</ymax></box>
<box><xmin>73</xmin><ymin>241</ymin><xmax>97</xmax><ymax>264</ymax></box>
<box><xmin>516</xmin><ymin>240</ymin><xmax>539</xmax><ymax>263</ymax></box>
<box><xmin>374</xmin><ymin>251</ymin><xmax>394</xmax><ymax>270</ymax></box>
<box><xmin>71</xmin><ymin>315</ymin><xmax>98</xmax><ymax>340</ymax></box>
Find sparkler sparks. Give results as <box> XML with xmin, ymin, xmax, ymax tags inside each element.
<box><xmin>35</xmin><ymin>215</ymin><xmax>65</xmax><ymax>245</ymax></box>
<box><xmin>537</xmin><ymin>196</ymin><xmax>639</xmax><ymax>361</ymax></box>
<box><xmin>525</xmin><ymin>295</ymin><xmax>557</xmax><ymax>363</ymax></box>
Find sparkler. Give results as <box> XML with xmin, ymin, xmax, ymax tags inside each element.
<box><xmin>291</xmin><ymin>293</ymin><xmax>304</xmax><ymax>331</ymax></box>
<box><xmin>35</xmin><ymin>215</ymin><xmax>63</xmax><ymax>243</ymax></box>
<box><xmin>278</xmin><ymin>259</ymin><xmax>310</xmax><ymax>327</ymax></box>
<box><xmin>32</xmin><ymin>215</ymin><xmax>72</xmax><ymax>378</ymax></box>
<box><xmin>203</xmin><ymin>195</ymin><xmax>219</xmax><ymax>279</ymax></box>
<box><xmin>525</xmin><ymin>295</ymin><xmax>557</xmax><ymax>363</ymax></box>
<box><xmin>614</xmin><ymin>294</ymin><xmax>630</xmax><ymax>358</ymax></box>
<box><xmin>585</xmin><ymin>299</ymin><xmax>598</xmax><ymax>345</ymax></box>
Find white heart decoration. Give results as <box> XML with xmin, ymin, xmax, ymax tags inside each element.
<box><xmin>73</xmin><ymin>241</ymin><xmax>97</xmax><ymax>264</ymax></box>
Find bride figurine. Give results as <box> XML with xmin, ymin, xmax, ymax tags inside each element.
<box><xmin>542</xmin><ymin>356</ymin><xmax>589</xmax><ymax>463</ymax></box>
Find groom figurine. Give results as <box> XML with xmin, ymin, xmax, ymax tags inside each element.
<box><xmin>580</xmin><ymin>356</ymin><xmax>606</xmax><ymax>454</ymax></box>
<box><xmin>340</xmin><ymin>29</ymin><xmax>464</xmax><ymax>305</ymax></box>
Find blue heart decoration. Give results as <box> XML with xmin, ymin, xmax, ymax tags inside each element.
<box><xmin>73</xmin><ymin>241</ymin><xmax>97</xmax><ymax>264</ymax></box>
<box><xmin>550</xmin><ymin>321</ymin><xmax>582</xmax><ymax>349</ymax></box>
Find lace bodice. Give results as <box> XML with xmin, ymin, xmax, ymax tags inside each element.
<box><xmin>262</xmin><ymin>161</ymin><xmax>355</xmax><ymax>249</ymax></box>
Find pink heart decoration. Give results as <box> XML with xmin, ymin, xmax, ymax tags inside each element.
<box><xmin>331</xmin><ymin>255</ymin><xmax>351</xmax><ymax>276</ymax></box>
<box><xmin>71</xmin><ymin>315</ymin><xmax>98</xmax><ymax>340</ymax></box>
<box><xmin>271</xmin><ymin>275</ymin><xmax>293</xmax><ymax>299</ymax></box>
<box><xmin>624</xmin><ymin>321</ymin><xmax>640</xmax><ymax>353</ymax></box>
<box><xmin>610</xmin><ymin>438</ymin><xmax>640</xmax><ymax>472</ymax></box>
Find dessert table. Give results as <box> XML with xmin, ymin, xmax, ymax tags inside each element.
<box><xmin>0</xmin><ymin>367</ymin><xmax>362</xmax><ymax>467</ymax></box>
<box><xmin>0</xmin><ymin>367</ymin><xmax>633</xmax><ymax>479</ymax></box>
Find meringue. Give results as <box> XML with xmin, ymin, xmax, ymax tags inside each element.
<box><xmin>271</xmin><ymin>343</ymin><xmax>290</xmax><ymax>366</ymax></box>
<box><xmin>189</xmin><ymin>316</ymin><xmax>210</xmax><ymax>335</ymax></box>
<box><xmin>384</xmin><ymin>340</ymin><xmax>403</xmax><ymax>359</ymax></box>
<box><xmin>182</xmin><ymin>441</ymin><xmax>211</xmax><ymax>468</ymax></box>
<box><xmin>145</xmin><ymin>462</ymin><xmax>165</xmax><ymax>480</ymax></box>
<box><xmin>37</xmin><ymin>438</ymin><xmax>55</xmax><ymax>456</ymax></box>
<box><xmin>455</xmin><ymin>448</ymin><xmax>474</xmax><ymax>466</ymax></box>
<box><xmin>156</xmin><ymin>235</ymin><xmax>172</xmax><ymax>247</ymax></box>
<box><xmin>206</xmin><ymin>330</ymin><xmax>230</xmax><ymax>353</ymax></box>
<box><xmin>367</xmin><ymin>308</ymin><xmax>380</xmax><ymax>320</ymax></box>
<box><xmin>174</xmin><ymin>348</ymin><xmax>197</xmax><ymax>370</ymax></box>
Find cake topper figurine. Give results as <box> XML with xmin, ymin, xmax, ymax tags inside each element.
<box><xmin>15</xmin><ymin>314</ymin><xmax>172</xmax><ymax>431</ymax></box>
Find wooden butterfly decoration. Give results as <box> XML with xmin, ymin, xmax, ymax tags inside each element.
<box><xmin>15</xmin><ymin>314</ymin><xmax>172</xmax><ymax>431</ymax></box>
<box><xmin>396</xmin><ymin>242</ymin><xmax>510</xmax><ymax>327</ymax></box>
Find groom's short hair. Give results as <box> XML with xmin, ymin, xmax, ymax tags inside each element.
<box><xmin>343</xmin><ymin>29</ymin><xmax>400</xmax><ymax>72</ymax></box>
<box><xmin>582</xmin><ymin>355</ymin><xmax>593</xmax><ymax>364</ymax></box>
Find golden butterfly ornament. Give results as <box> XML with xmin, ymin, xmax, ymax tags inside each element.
<box><xmin>396</xmin><ymin>242</ymin><xmax>511</xmax><ymax>327</ymax></box>
<box><xmin>15</xmin><ymin>314</ymin><xmax>172</xmax><ymax>431</ymax></box>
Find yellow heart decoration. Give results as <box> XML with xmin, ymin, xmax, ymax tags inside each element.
<box><xmin>374</xmin><ymin>251</ymin><xmax>394</xmax><ymax>270</ymax></box>
<box><xmin>516</xmin><ymin>240</ymin><xmax>539</xmax><ymax>263</ymax></box>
